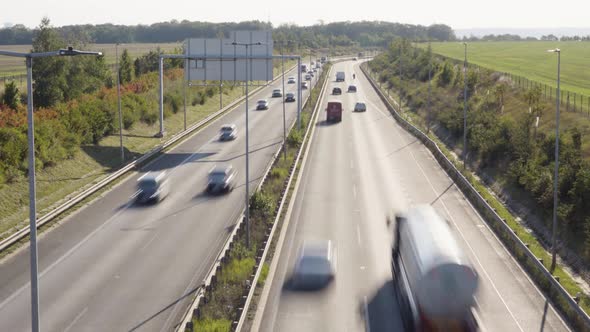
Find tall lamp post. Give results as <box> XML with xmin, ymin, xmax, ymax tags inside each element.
<box><xmin>232</xmin><ymin>41</ymin><xmax>262</xmax><ymax>249</ymax></box>
<box><xmin>115</xmin><ymin>43</ymin><xmax>124</xmax><ymax>163</ymax></box>
<box><xmin>463</xmin><ymin>42</ymin><xmax>468</xmax><ymax>169</ymax></box>
<box><xmin>0</xmin><ymin>47</ymin><xmax>102</xmax><ymax>332</ymax></box>
<box><xmin>548</xmin><ymin>48</ymin><xmax>561</xmax><ymax>273</ymax></box>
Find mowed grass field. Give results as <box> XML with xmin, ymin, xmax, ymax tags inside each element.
<box><xmin>0</xmin><ymin>43</ymin><xmax>181</xmax><ymax>77</ymax></box>
<box><xmin>429</xmin><ymin>41</ymin><xmax>590</xmax><ymax>96</ymax></box>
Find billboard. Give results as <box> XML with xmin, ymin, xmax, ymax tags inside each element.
<box><xmin>185</xmin><ymin>31</ymin><xmax>273</xmax><ymax>82</ymax></box>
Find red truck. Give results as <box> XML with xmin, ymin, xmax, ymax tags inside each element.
<box><xmin>326</xmin><ymin>101</ymin><xmax>342</xmax><ymax>123</ymax></box>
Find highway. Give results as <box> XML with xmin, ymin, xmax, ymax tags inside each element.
<box><xmin>254</xmin><ymin>60</ymin><xmax>571</xmax><ymax>332</ymax></box>
<box><xmin>0</xmin><ymin>64</ymin><xmax>322</xmax><ymax>331</ymax></box>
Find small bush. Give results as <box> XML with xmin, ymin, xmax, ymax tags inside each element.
<box><xmin>194</xmin><ymin>318</ymin><xmax>232</xmax><ymax>332</ymax></box>
<box><xmin>219</xmin><ymin>257</ymin><xmax>255</xmax><ymax>284</ymax></box>
<box><xmin>269</xmin><ymin>167</ymin><xmax>288</xmax><ymax>179</ymax></box>
<box><xmin>287</xmin><ymin>130</ymin><xmax>303</xmax><ymax>147</ymax></box>
<box><xmin>250</xmin><ymin>191</ymin><xmax>274</xmax><ymax>220</ymax></box>
<box><xmin>258</xmin><ymin>263</ymin><xmax>269</xmax><ymax>287</ymax></box>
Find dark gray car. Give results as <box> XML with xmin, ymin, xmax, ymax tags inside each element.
<box><xmin>207</xmin><ymin>165</ymin><xmax>236</xmax><ymax>194</ymax></box>
<box><xmin>136</xmin><ymin>171</ymin><xmax>170</xmax><ymax>204</ymax></box>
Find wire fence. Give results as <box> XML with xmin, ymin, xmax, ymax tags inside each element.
<box><xmin>438</xmin><ymin>54</ymin><xmax>590</xmax><ymax>115</ymax></box>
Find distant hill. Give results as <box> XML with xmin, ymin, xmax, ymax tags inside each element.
<box><xmin>456</xmin><ymin>27</ymin><xmax>590</xmax><ymax>39</ymax></box>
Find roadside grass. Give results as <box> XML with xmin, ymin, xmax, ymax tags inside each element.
<box><xmin>427</xmin><ymin>41</ymin><xmax>590</xmax><ymax>97</ymax></box>
<box><xmin>366</xmin><ymin>65</ymin><xmax>590</xmax><ymax>316</ymax></box>
<box><xmin>190</xmin><ymin>63</ymin><xmax>329</xmax><ymax>332</ymax></box>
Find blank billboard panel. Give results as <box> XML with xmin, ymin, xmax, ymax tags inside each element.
<box><xmin>185</xmin><ymin>31</ymin><xmax>273</xmax><ymax>82</ymax></box>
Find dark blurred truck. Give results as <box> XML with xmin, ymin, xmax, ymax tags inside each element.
<box><xmin>326</xmin><ymin>101</ymin><xmax>342</xmax><ymax>123</ymax></box>
<box><xmin>391</xmin><ymin>205</ymin><xmax>479</xmax><ymax>331</ymax></box>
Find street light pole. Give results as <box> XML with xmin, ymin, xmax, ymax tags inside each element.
<box><xmin>116</xmin><ymin>43</ymin><xmax>124</xmax><ymax>163</ymax></box>
<box><xmin>157</xmin><ymin>56</ymin><xmax>165</xmax><ymax>137</ymax></box>
<box><xmin>548</xmin><ymin>48</ymin><xmax>561</xmax><ymax>273</ymax></box>
<box><xmin>463</xmin><ymin>42</ymin><xmax>468</xmax><ymax>169</ymax></box>
<box><xmin>281</xmin><ymin>46</ymin><xmax>287</xmax><ymax>160</ymax></box>
<box><xmin>427</xmin><ymin>57</ymin><xmax>432</xmax><ymax>134</ymax></box>
<box><xmin>25</xmin><ymin>56</ymin><xmax>39</xmax><ymax>332</ymax></box>
<box><xmin>0</xmin><ymin>47</ymin><xmax>102</xmax><ymax>332</ymax></box>
<box><xmin>232</xmin><ymin>42</ymin><xmax>262</xmax><ymax>248</ymax></box>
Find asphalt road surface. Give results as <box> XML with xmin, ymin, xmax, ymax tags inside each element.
<box><xmin>0</xmin><ymin>64</ymin><xmax>322</xmax><ymax>331</ymax></box>
<box><xmin>254</xmin><ymin>60</ymin><xmax>571</xmax><ymax>332</ymax></box>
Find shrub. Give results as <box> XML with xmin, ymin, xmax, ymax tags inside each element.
<box><xmin>219</xmin><ymin>257</ymin><xmax>255</xmax><ymax>284</ymax></box>
<box><xmin>250</xmin><ymin>191</ymin><xmax>274</xmax><ymax>220</ymax></box>
<box><xmin>287</xmin><ymin>130</ymin><xmax>303</xmax><ymax>147</ymax></box>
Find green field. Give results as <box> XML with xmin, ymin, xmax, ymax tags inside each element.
<box><xmin>0</xmin><ymin>43</ymin><xmax>181</xmax><ymax>77</ymax></box>
<box><xmin>428</xmin><ymin>41</ymin><xmax>590</xmax><ymax>96</ymax></box>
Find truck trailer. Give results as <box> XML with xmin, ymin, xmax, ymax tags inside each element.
<box><xmin>391</xmin><ymin>205</ymin><xmax>479</xmax><ymax>331</ymax></box>
<box><xmin>326</xmin><ymin>101</ymin><xmax>342</xmax><ymax>123</ymax></box>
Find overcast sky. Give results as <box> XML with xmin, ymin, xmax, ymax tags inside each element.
<box><xmin>3</xmin><ymin>0</ymin><xmax>589</xmax><ymax>30</ymax></box>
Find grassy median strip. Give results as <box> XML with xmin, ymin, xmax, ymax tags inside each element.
<box><xmin>188</xmin><ymin>64</ymin><xmax>330</xmax><ymax>332</ymax></box>
<box><xmin>363</xmin><ymin>64</ymin><xmax>590</xmax><ymax>324</ymax></box>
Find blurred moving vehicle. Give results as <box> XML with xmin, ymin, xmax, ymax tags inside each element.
<box><xmin>332</xmin><ymin>87</ymin><xmax>342</xmax><ymax>95</ymax></box>
<box><xmin>305</xmin><ymin>74</ymin><xmax>312</xmax><ymax>81</ymax></box>
<box><xmin>336</xmin><ymin>71</ymin><xmax>345</xmax><ymax>82</ymax></box>
<box><xmin>292</xmin><ymin>239</ymin><xmax>336</xmax><ymax>289</ymax></box>
<box><xmin>326</xmin><ymin>101</ymin><xmax>343</xmax><ymax>123</ymax></box>
<box><xmin>219</xmin><ymin>124</ymin><xmax>237</xmax><ymax>141</ymax></box>
<box><xmin>207</xmin><ymin>165</ymin><xmax>236</xmax><ymax>194</ymax></box>
<box><xmin>347</xmin><ymin>85</ymin><xmax>357</xmax><ymax>92</ymax></box>
<box><xmin>301</xmin><ymin>82</ymin><xmax>308</xmax><ymax>89</ymax></box>
<box><xmin>272</xmin><ymin>88</ymin><xmax>283</xmax><ymax>97</ymax></box>
<box><xmin>285</xmin><ymin>92</ymin><xmax>296</xmax><ymax>102</ymax></box>
<box><xmin>353</xmin><ymin>102</ymin><xmax>366</xmax><ymax>112</ymax></box>
<box><xmin>287</xmin><ymin>76</ymin><xmax>296</xmax><ymax>84</ymax></box>
<box><xmin>391</xmin><ymin>205</ymin><xmax>479</xmax><ymax>332</ymax></box>
<box><xmin>136</xmin><ymin>171</ymin><xmax>170</xmax><ymax>204</ymax></box>
<box><xmin>256</xmin><ymin>99</ymin><xmax>269</xmax><ymax>110</ymax></box>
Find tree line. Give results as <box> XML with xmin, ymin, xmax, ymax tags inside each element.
<box><xmin>461</xmin><ymin>34</ymin><xmax>590</xmax><ymax>42</ymax></box>
<box><xmin>369</xmin><ymin>39</ymin><xmax>590</xmax><ymax>259</ymax></box>
<box><xmin>0</xmin><ymin>20</ymin><xmax>455</xmax><ymax>46</ymax></box>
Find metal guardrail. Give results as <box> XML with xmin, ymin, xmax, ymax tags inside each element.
<box><xmin>175</xmin><ymin>63</ymin><xmax>327</xmax><ymax>331</ymax></box>
<box><xmin>0</xmin><ymin>64</ymin><xmax>298</xmax><ymax>254</ymax></box>
<box><xmin>361</xmin><ymin>63</ymin><xmax>590</xmax><ymax>331</ymax></box>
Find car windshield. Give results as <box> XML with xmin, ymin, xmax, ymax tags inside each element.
<box><xmin>209</xmin><ymin>172</ymin><xmax>227</xmax><ymax>183</ymax></box>
<box><xmin>138</xmin><ymin>179</ymin><xmax>158</xmax><ymax>191</ymax></box>
<box><xmin>221</xmin><ymin>127</ymin><xmax>234</xmax><ymax>133</ymax></box>
<box><xmin>356</xmin><ymin>103</ymin><xmax>365</xmax><ymax>107</ymax></box>
<box><xmin>257</xmin><ymin>100</ymin><xmax>266</xmax><ymax>104</ymax></box>
<box><xmin>299</xmin><ymin>256</ymin><xmax>330</xmax><ymax>275</ymax></box>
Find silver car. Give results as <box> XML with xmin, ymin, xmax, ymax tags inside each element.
<box><xmin>287</xmin><ymin>77</ymin><xmax>296</xmax><ymax>84</ymax></box>
<box><xmin>219</xmin><ymin>124</ymin><xmax>237</xmax><ymax>141</ymax></box>
<box><xmin>292</xmin><ymin>239</ymin><xmax>336</xmax><ymax>289</ymax></box>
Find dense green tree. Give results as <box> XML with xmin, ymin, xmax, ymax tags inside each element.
<box><xmin>119</xmin><ymin>49</ymin><xmax>133</xmax><ymax>84</ymax></box>
<box><xmin>1</xmin><ymin>81</ymin><xmax>20</xmax><ymax>109</ymax></box>
<box><xmin>31</xmin><ymin>17</ymin><xmax>68</xmax><ymax>107</ymax></box>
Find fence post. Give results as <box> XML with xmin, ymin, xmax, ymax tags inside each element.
<box><xmin>545</xmin><ymin>84</ymin><xmax>547</xmax><ymax>100</ymax></box>
<box><xmin>574</xmin><ymin>93</ymin><xmax>577</xmax><ymax>112</ymax></box>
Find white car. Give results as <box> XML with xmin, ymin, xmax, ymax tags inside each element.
<box><xmin>305</xmin><ymin>74</ymin><xmax>312</xmax><ymax>81</ymax></box>
<box><xmin>272</xmin><ymin>88</ymin><xmax>282</xmax><ymax>97</ymax></box>
<box><xmin>287</xmin><ymin>77</ymin><xmax>296</xmax><ymax>84</ymax></box>
<box><xmin>292</xmin><ymin>240</ymin><xmax>336</xmax><ymax>289</ymax></box>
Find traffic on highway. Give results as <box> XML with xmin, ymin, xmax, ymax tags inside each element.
<box><xmin>0</xmin><ymin>56</ymin><xmax>576</xmax><ymax>332</ymax></box>
<box><xmin>0</xmin><ymin>63</ymin><xmax>321</xmax><ymax>331</ymax></box>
